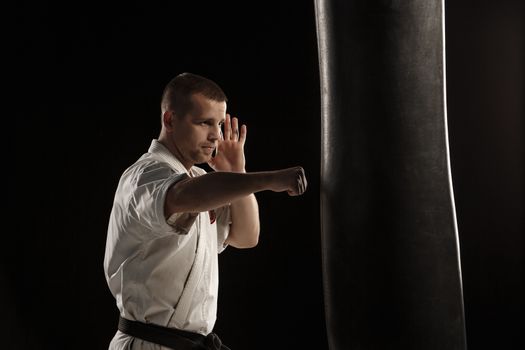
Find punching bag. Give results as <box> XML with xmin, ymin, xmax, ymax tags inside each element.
<box><xmin>314</xmin><ymin>1</ymin><xmax>467</xmax><ymax>349</ymax></box>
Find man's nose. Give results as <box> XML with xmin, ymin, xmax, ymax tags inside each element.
<box><xmin>209</xmin><ymin>125</ymin><xmax>221</xmax><ymax>141</ymax></box>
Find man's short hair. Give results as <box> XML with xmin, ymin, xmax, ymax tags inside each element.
<box><xmin>161</xmin><ymin>72</ymin><xmax>228</xmax><ymax>118</ymax></box>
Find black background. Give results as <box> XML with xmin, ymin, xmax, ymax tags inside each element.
<box><xmin>6</xmin><ymin>1</ymin><xmax>523</xmax><ymax>349</ymax></box>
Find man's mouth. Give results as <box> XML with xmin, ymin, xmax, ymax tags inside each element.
<box><xmin>202</xmin><ymin>145</ymin><xmax>216</xmax><ymax>153</ymax></box>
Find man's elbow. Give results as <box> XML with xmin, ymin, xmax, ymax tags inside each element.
<box><xmin>229</xmin><ymin>227</ymin><xmax>260</xmax><ymax>249</ymax></box>
<box><xmin>239</xmin><ymin>239</ymin><xmax>259</xmax><ymax>249</ymax></box>
<box><xmin>244</xmin><ymin>232</ymin><xmax>260</xmax><ymax>248</ymax></box>
<box><xmin>246</xmin><ymin>224</ymin><xmax>261</xmax><ymax>248</ymax></box>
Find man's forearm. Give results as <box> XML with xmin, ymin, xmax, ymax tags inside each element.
<box><xmin>166</xmin><ymin>171</ymin><xmax>274</xmax><ymax>216</ymax></box>
<box><xmin>228</xmin><ymin>194</ymin><xmax>260</xmax><ymax>248</ymax></box>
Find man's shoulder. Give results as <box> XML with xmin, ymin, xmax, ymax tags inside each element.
<box><xmin>121</xmin><ymin>154</ymin><xmax>181</xmax><ymax>185</ymax></box>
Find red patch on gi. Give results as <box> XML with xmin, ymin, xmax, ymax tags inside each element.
<box><xmin>209</xmin><ymin>210</ymin><xmax>216</xmax><ymax>224</ymax></box>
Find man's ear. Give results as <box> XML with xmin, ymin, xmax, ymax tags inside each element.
<box><xmin>162</xmin><ymin>110</ymin><xmax>175</xmax><ymax>131</ymax></box>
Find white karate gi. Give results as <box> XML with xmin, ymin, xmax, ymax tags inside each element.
<box><xmin>104</xmin><ymin>140</ymin><xmax>230</xmax><ymax>349</ymax></box>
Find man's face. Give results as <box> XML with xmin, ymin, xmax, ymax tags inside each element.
<box><xmin>171</xmin><ymin>93</ymin><xmax>226</xmax><ymax>168</ymax></box>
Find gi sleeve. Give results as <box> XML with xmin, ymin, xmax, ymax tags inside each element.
<box><xmin>127</xmin><ymin>162</ymin><xmax>191</xmax><ymax>237</ymax></box>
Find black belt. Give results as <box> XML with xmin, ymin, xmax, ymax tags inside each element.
<box><xmin>118</xmin><ymin>316</ymin><xmax>230</xmax><ymax>350</ymax></box>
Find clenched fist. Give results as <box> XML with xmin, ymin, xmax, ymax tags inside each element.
<box><xmin>271</xmin><ymin>166</ymin><xmax>307</xmax><ymax>196</ymax></box>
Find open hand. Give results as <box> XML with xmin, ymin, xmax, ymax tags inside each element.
<box><xmin>208</xmin><ymin>114</ymin><xmax>247</xmax><ymax>172</ymax></box>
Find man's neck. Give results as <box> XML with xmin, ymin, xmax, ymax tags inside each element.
<box><xmin>157</xmin><ymin>137</ymin><xmax>193</xmax><ymax>172</ymax></box>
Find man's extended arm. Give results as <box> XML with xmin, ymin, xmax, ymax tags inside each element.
<box><xmin>165</xmin><ymin>167</ymin><xmax>305</xmax><ymax>214</ymax></box>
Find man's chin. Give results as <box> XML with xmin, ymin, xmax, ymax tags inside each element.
<box><xmin>195</xmin><ymin>155</ymin><xmax>212</xmax><ymax>165</ymax></box>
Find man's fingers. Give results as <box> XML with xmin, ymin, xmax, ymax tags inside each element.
<box><xmin>224</xmin><ymin>114</ymin><xmax>231</xmax><ymax>140</ymax></box>
<box><xmin>239</xmin><ymin>124</ymin><xmax>247</xmax><ymax>144</ymax></box>
<box><xmin>296</xmin><ymin>168</ymin><xmax>307</xmax><ymax>195</ymax></box>
<box><xmin>285</xmin><ymin>167</ymin><xmax>306</xmax><ymax>196</ymax></box>
<box><xmin>232</xmin><ymin>117</ymin><xmax>239</xmax><ymax>141</ymax></box>
<box><xmin>298</xmin><ymin>174</ymin><xmax>305</xmax><ymax>195</ymax></box>
<box><xmin>224</xmin><ymin>114</ymin><xmax>242</xmax><ymax>142</ymax></box>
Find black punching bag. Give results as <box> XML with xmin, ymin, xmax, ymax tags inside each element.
<box><xmin>314</xmin><ymin>1</ymin><xmax>467</xmax><ymax>349</ymax></box>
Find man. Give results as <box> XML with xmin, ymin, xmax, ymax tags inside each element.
<box><xmin>104</xmin><ymin>72</ymin><xmax>307</xmax><ymax>350</ymax></box>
